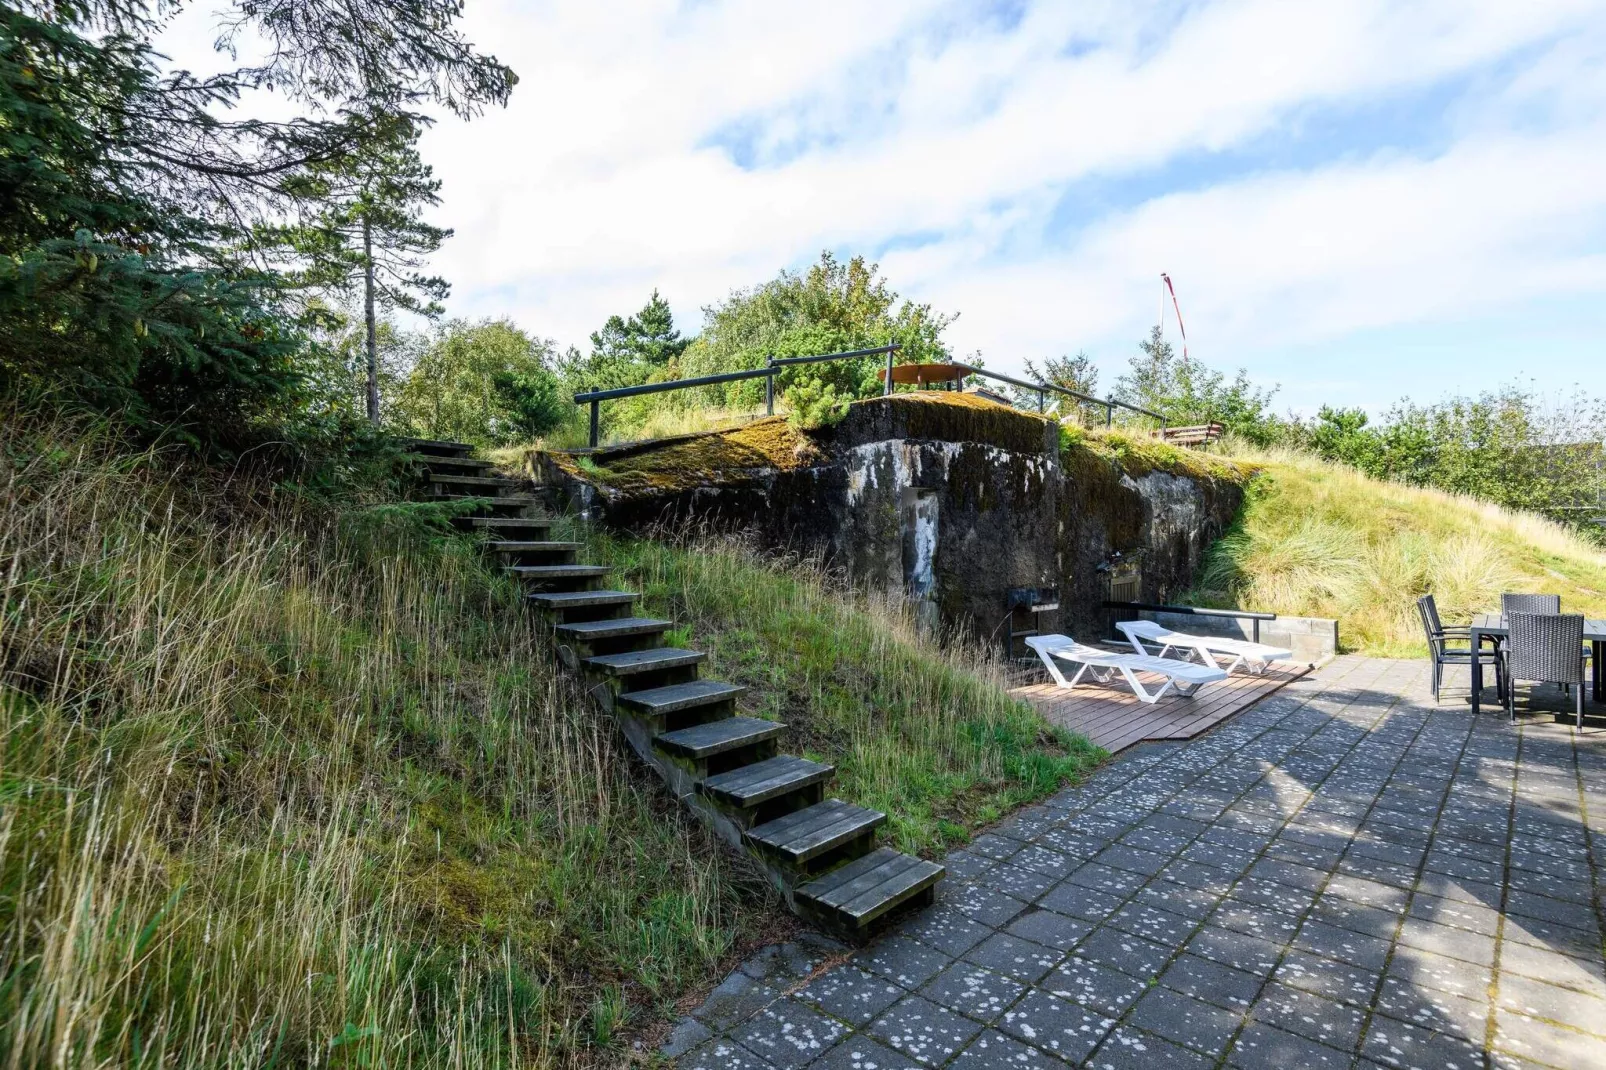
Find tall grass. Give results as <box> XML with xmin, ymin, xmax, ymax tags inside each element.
<box><xmin>1197</xmin><ymin>446</ymin><xmax>1606</xmax><ymax>655</ymax></box>
<box><xmin>575</xmin><ymin>528</ymin><xmax>1104</xmax><ymax>853</ymax></box>
<box><xmin>0</xmin><ymin>415</ymin><xmax>751</xmax><ymax>1068</ymax></box>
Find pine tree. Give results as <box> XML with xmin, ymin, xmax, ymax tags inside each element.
<box><xmin>277</xmin><ymin>117</ymin><xmax>450</xmax><ymax>423</ymax></box>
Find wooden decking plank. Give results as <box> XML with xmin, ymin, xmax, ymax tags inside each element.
<box><xmin>1013</xmin><ymin>664</ymin><xmax>1310</xmax><ymax>755</ymax></box>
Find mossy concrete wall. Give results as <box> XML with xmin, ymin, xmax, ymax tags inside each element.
<box><xmin>536</xmin><ymin>394</ymin><xmax>1247</xmax><ymax>645</ymax></box>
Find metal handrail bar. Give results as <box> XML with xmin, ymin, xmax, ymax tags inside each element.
<box><xmin>573</xmin><ymin>366</ymin><xmax>772</xmax><ymax>404</ymax></box>
<box><xmin>1103</xmin><ymin>600</ymin><xmax>1275</xmax><ymax>643</ymax></box>
<box><xmin>771</xmin><ymin>344</ymin><xmax>899</xmax><ymax>367</ymax></box>
<box><xmin>949</xmin><ymin>363</ymin><xmax>1166</xmax><ymax>427</ymax></box>
<box><xmin>574</xmin><ymin>343</ymin><xmax>903</xmax><ymax>447</ymax></box>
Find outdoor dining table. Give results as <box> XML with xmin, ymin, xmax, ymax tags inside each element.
<box><xmin>1468</xmin><ymin>613</ymin><xmax>1606</xmax><ymax>715</ymax></box>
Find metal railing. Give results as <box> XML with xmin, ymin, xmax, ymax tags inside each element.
<box><xmin>950</xmin><ymin>363</ymin><xmax>1166</xmax><ymax>429</ymax></box>
<box><xmin>570</xmin><ymin>344</ymin><xmax>1168</xmax><ymax>448</ymax></box>
<box><xmin>1103</xmin><ymin>600</ymin><xmax>1275</xmax><ymax>643</ymax></box>
<box><xmin>572</xmin><ymin>344</ymin><xmax>901</xmax><ymax>447</ymax></box>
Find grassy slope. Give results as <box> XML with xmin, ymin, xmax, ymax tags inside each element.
<box><xmin>0</xmin><ymin>417</ymin><xmax>1093</xmax><ymax>1067</ymax></box>
<box><xmin>574</xmin><ymin>529</ymin><xmax>1104</xmax><ymax>856</ymax></box>
<box><xmin>1190</xmin><ymin>448</ymin><xmax>1606</xmax><ymax>656</ymax></box>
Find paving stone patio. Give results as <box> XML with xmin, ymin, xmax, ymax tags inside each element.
<box><xmin>665</xmin><ymin>656</ymin><xmax>1606</xmax><ymax>1069</ymax></box>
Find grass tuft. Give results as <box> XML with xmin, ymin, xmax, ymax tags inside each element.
<box><xmin>1192</xmin><ymin>446</ymin><xmax>1606</xmax><ymax>655</ymax></box>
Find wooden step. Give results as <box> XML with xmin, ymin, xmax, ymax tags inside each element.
<box><xmin>555</xmin><ymin>617</ymin><xmax>671</xmax><ymax>643</ymax></box>
<box><xmin>796</xmin><ymin>848</ymin><xmax>944</xmax><ymax>929</ymax></box>
<box><xmin>421</xmin><ymin>457</ymin><xmax>494</xmax><ymax>476</ymax></box>
<box><xmin>655</xmin><ymin>716</ymin><xmax>784</xmax><ymax>760</ymax></box>
<box><xmin>489</xmin><ymin>540</ymin><xmax>582</xmax><ymax>555</ymax></box>
<box><xmin>746</xmin><ymin>799</ymin><xmax>886</xmax><ymax>865</ymax></box>
<box><xmin>463</xmin><ymin>517</ymin><xmax>552</xmax><ymax>534</ymax></box>
<box><xmin>583</xmin><ymin>648</ymin><xmax>704</xmax><ymax>678</ymax></box>
<box><xmin>430</xmin><ymin>474</ymin><xmax>520</xmax><ymax>494</ymax></box>
<box><xmin>529</xmin><ymin>590</ymin><xmax>637</xmax><ymax>611</ymax></box>
<box><xmin>507</xmin><ymin>564</ymin><xmax>610</xmax><ymax>582</ymax></box>
<box><xmin>400</xmin><ymin>437</ymin><xmax>474</xmax><ymax>458</ymax></box>
<box><xmin>701</xmin><ymin>755</ymin><xmax>833</xmax><ymax>809</ymax></box>
<box><xmin>618</xmin><ymin>680</ymin><xmax>746</xmax><ymax>717</ymax></box>
<box><xmin>427</xmin><ymin>493</ymin><xmax>545</xmax><ymax>514</ymax></box>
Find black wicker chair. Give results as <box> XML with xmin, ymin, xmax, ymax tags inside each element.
<box><xmin>1504</xmin><ymin>612</ymin><xmax>1586</xmax><ymax>725</ymax></box>
<box><xmin>1419</xmin><ymin>595</ymin><xmax>1501</xmax><ymax>703</ymax></box>
<box><xmin>1502</xmin><ymin>593</ymin><xmax>1561</xmax><ymax>616</ymax></box>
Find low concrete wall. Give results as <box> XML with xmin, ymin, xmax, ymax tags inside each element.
<box><xmin>1145</xmin><ymin>611</ymin><xmax>1339</xmax><ymax>666</ymax></box>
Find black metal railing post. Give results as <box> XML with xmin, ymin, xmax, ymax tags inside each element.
<box><xmin>1105</xmin><ymin>399</ymin><xmax>1114</xmax><ymax>428</ymax></box>
<box><xmin>589</xmin><ymin>398</ymin><xmax>600</xmax><ymax>448</ymax></box>
<box><xmin>1037</xmin><ymin>388</ymin><xmax>1045</xmax><ymax>413</ymax></box>
<box><xmin>884</xmin><ymin>345</ymin><xmax>895</xmax><ymax>396</ymax></box>
<box><xmin>765</xmin><ymin>354</ymin><xmax>775</xmax><ymax>416</ymax></box>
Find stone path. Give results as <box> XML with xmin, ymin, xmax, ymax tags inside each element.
<box><xmin>665</xmin><ymin>656</ymin><xmax>1606</xmax><ymax>1069</ymax></box>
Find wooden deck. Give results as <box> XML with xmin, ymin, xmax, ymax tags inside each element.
<box><xmin>1011</xmin><ymin>662</ymin><xmax>1312</xmax><ymax>755</ymax></box>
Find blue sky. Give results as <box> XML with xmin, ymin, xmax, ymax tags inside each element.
<box><xmin>164</xmin><ymin>0</ymin><xmax>1606</xmax><ymax>416</ymax></box>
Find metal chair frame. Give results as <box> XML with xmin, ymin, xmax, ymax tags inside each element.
<box><xmin>1418</xmin><ymin>595</ymin><xmax>1502</xmax><ymax>704</ymax></box>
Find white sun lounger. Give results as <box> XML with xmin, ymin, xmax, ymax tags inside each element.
<box><xmin>1025</xmin><ymin>634</ymin><xmax>1227</xmax><ymax>704</ymax></box>
<box><xmin>1116</xmin><ymin>619</ymin><xmax>1293</xmax><ymax>675</ymax></box>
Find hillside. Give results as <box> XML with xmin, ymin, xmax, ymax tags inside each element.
<box><xmin>1190</xmin><ymin>448</ymin><xmax>1606</xmax><ymax>656</ymax></box>
<box><xmin>0</xmin><ymin>415</ymin><xmax>1095</xmax><ymax>1067</ymax></box>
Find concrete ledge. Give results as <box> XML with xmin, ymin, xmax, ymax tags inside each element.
<box><xmin>1144</xmin><ymin>610</ymin><xmax>1339</xmax><ymax>666</ymax></box>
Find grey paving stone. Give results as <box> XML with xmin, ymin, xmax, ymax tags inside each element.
<box><xmin>960</xmin><ymin>932</ymin><xmax>1063</xmax><ymax>983</ymax></box>
<box><xmin>1496</xmin><ymin>939</ymin><xmax>1606</xmax><ymax>996</ymax></box>
<box><xmin>662</xmin><ymin>1016</ymin><xmax>713</xmax><ymax>1059</ymax></box>
<box><xmin>1137</xmin><ymin>877</ymin><xmax>1223</xmax><ymax>920</ymax></box>
<box><xmin>1037</xmin><ymin>881</ymin><xmax>1124</xmax><ymax>923</ymax></box>
<box><xmin>995</xmin><ymin>990</ymin><xmax>1115</xmax><ymax>1062</ymax></box>
<box><xmin>1396</xmin><ymin>917</ymin><xmax>1496</xmax><ymax>967</ymax></box>
<box><xmin>1230</xmin><ymin>1021</ymin><xmax>1352</xmax><ymax>1069</ymax></box>
<box><xmin>1085</xmin><ymin>1026</ymin><xmax>1216</xmax><ymax>1070</ymax></box>
<box><xmin>731</xmin><ymin>1000</ymin><xmax>846</xmax><ymax>1070</ymax></box>
<box><xmin>1002</xmin><ymin>908</ymin><xmax>1090</xmax><ymax>951</ymax></box>
<box><xmin>678</xmin><ymin>1037</ymin><xmax>778</xmax><ymax>1070</ymax></box>
<box><xmin>1041</xmin><ymin>955</ymin><xmax>1149</xmax><ymax>1017</ymax></box>
<box><xmin>1497</xmin><ymin>972</ymin><xmax>1606</xmax><ymax>1038</ymax></box>
<box><xmin>1274</xmin><ymin>948</ymin><xmax>1382</xmax><ymax>1006</ymax></box>
<box><xmin>1494</xmin><ymin>1008</ymin><xmax>1606</xmax><ymax>1068</ymax></box>
<box><xmin>1076</xmin><ymin>926</ymin><xmax>1174</xmax><ymax>979</ymax></box>
<box><xmin>1373</xmin><ymin>975</ymin><xmax>1489</xmax><ymax>1036</ymax></box>
<box><xmin>1293</xmin><ymin>917</ymin><xmax>1393</xmax><ymax>970</ymax></box>
<box><xmin>1386</xmin><ymin>943</ymin><xmax>1493</xmax><ymax>1002</ymax></box>
<box><xmin>1405</xmin><ymin>890</ymin><xmax>1500</xmax><ymax>936</ymax></box>
<box><xmin>807</xmin><ymin>1036</ymin><xmax>922</xmax><ymax>1070</ymax></box>
<box><xmin>1126</xmin><ymin>985</ymin><xmax>1243</xmax><ymax>1055</ymax></box>
<box><xmin>1106</xmin><ymin>901</ymin><xmax>1195</xmax><ymax>945</ymax></box>
<box><xmin>796</xmin><ymin>967</ymin><xmax>906</xmax><ymax>1027</ymax></box>
<box><xmin>969</xmin><ymin>834</ymin><xmax>1023</xmax><ymax>861</ymax></box>
<box><xmin>694</xmin><ymin>971</ymin><xmax>785</xmax><ymax>1031</ymax></box>
<box><xmin>1361</xmin><ymin>1015</ymin><xmax>1488</xmax><ymax>1070</ymax></box>
<box><xmin>1213</xmin><ymin>899</ymin><xmax>1302</xmax><ymax>943</ymax></box>
<box><xmin>1250</xmin><ymin>981</ymin><xmax>1367</xmax><ymax>1049</ymax></box>
<box><xmin>945</xmin><ymin>884</ymin><xmax>1029</xmax><ymax>928</ymax></box>
<box><xmin>895</xmin><ymin>906</ymin><xmax>993</xmax><ymax>957</ymax></box>
<box><xmin>1186</xmin><ymin>925</ymin><xmax>1284</xmax><ymax>978</ymax></box>
<box><xmin>1010</xmin><ymin>844</ymin><xmax>1076</xmax><ymax>879</ymax></box>
<box><xmin>1157</xmin><ymin>952</ymin><xmax>1264</xmax><ymax>1012</ymax></box>
<box><xmin>974</xmin><ymin>862</ymin><xmax>1056</xmax><ymax>902</ymax></box>
<box><xmin>918</xmin><ymin>963</ymin><xmax>1025</xmax><ymax>1025</ymax></box>
<box><xmin>867</xmin><ymin>995</ymin><xmax>984</xmax><ymax>1065</ymax></box>
<box><xmin>859</xmin><ymin>936</ymin><xmax>953</xmax><ymax>989</ymax></box>
<box><xmin>1064</xmin><ymin>861</ymin><xmax>1148</xmax><ymax>897</ymax></box>
<box><xmin>946</xmin><ymin>1029</ymin><xmax>1054</xmax><ymax>1068</ymax></box>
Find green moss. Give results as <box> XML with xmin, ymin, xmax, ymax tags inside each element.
<box><xmin>1064</xmin><ymin>426</ymin><xmax>1253</xmax><ymax>484</ymax></box>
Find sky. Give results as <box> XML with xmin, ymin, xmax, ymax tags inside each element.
<box><xmin>160</xmin><ymin>0</ymin><xmax>1606</xmax><ymax>417</ymax></box>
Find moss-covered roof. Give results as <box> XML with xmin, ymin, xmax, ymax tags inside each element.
<box><xmin>541</xmin><ymin>416</ymin><xmax>822</xmax><ymax>496</ymax></box>
<box><xmin>537</xmin><ymin>392</ymin><xmax>1250</xmax><ymax>497</ymax></box>
<box><xmin>1061</xmin><ymin>425</ymin><xmax>1254</xmax><ymax>485</ymax></box>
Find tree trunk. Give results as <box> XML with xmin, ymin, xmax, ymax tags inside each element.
<box><xmin>363</xmin><ymin>216</ymin><xmax>380</xmax><ymax>425</ymax></box>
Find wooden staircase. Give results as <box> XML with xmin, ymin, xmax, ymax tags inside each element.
<box><xmin>407</xmin><ymin>437</ymin><xmax>943</xmax><ymax>939</ymax></box>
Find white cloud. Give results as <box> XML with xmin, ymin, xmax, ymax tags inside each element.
<box><xmin>160</xmin><ymin>0</ymin><xmax>1606</xmax><ymax>403</ymax></box>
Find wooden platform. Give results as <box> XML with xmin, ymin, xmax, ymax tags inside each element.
<box><xmin>1011</xmin><ymin>662</ymin><xmax>1312</xmax><ymax>755</ymax></box>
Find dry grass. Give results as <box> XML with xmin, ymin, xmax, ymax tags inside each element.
<box><xmin>1196</xmin><ymin>445</ymin><xmax>1606</xmax><ymax>655</ymax></box>
<box><xmin>0</xmin><ymin>415</ymin><xmax>754</xmax><ymax>1068</ymax></box>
